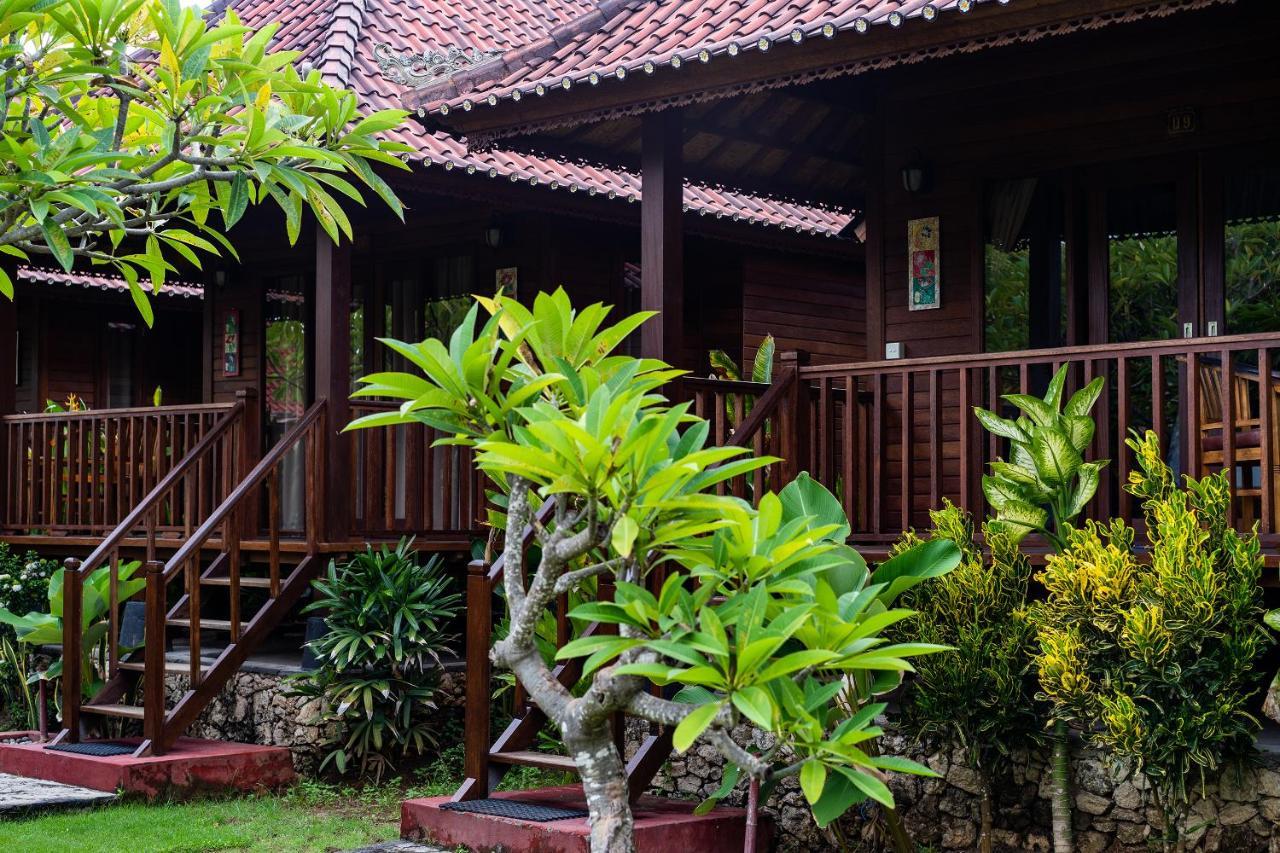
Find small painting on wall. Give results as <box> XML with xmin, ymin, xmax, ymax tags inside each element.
<box><xmin>908</xmin><ymin>216</ymin><xmax>941</xmax><ymax>311</ymax></box>
<box><xmin>496</xmin><ymin>267</ymin><xmax>518</xmax><ymax>299</ymax></box>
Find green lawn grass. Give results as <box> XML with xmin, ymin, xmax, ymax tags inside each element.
<box><xmin>0</xmin><ymin>786</ymin><xmax>401</xmax><ymax>853</ymax></box>
<box><xmin>0</xmin><ymin>744</ymin><xmax>573</xmax><ymax>853</ymax></box>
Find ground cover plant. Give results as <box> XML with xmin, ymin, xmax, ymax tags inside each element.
<box><xmin>349</xmin><ymin>289</ymin><xmax>960</xmax><ymax>853</ymax></box>
<box><xmin>0</xmin><ymin>0</ymin><xmax>409</xmax><ymax>321</ymax></box>
<box><xmin>891</xmin><ymin>500</ymin><xmax>1040</xmax><ymax>853</ymax></box>
<box><xmin>1033</xmin><ymin>431</ymin><xmax>1270</xmax><ymax>850</ymax></box>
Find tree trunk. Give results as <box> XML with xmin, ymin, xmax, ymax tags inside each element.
<box><xmin>566</xmin><ymin>721</ymin><xmax>635</xmax><ymax>853</ymax></box>
<box><xmin>1050</xmin><ymin>721</ymin><xmax>1074</xmax><ymax>853</ymax></box>
<box><xmin>978</xmin><ymin>767</ymin><xmax>994</xmax><ymax>853</ymax></box>
<box><xmin>884</xmin><ymin>806</ymin><xmax>914</xmax><ymax>853</ymax></box>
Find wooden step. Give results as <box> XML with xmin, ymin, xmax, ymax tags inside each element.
<box><xmin>166</xmin><ymin>618</ymin><xmax>248</xmax><ymax>632</ymax></box>
<box><xmin>80</xmin><ymin>703</ymin><xmax>145</xmax><ymax>720</ymax></box>
<box><xmin>117</xmin><ymin>660</ymin><xmax>205</xmax><ymax>675</ymax></box>
<box><xmin>489</xmin><ymin>750</ymin><xmax>578</xmax><ymax>773</ymax></box>
<box><xmin>200</xmin><ymin>576</ymin><xmax>275</xmax><ymax>589</ymax></box>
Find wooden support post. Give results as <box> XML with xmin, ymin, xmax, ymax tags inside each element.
<box><xmin>235</xmin><ymin>388</ymin><xmax>259</xmax><ymax>540</ymax></box>
<box><xmin>315</xmin><ymin>230</ymin><xmax>352</xmax><ymax>544</ymax></box>
<box><xmin>455</xmin><ymin>559</ymin><xmax>492</xmax><ymax>802</ymax></box>
<box><xmin>143</xmin><ymin>560</ymin><xmax>166</xmax><ymax>755</ymax></box>
<box><xmin>640</xmin><ymin>110</ymin><xmax>684</xmax><ymax>367</ymax></box>
<box><xmin>61</xmin><ymin>559</ymin><xmax>82</xmax><ymax>742</ymax></box>
<box><xmin>779</xmin><ymin>351</ymin><xmax>811</xmax><ymax>483</ymax></box>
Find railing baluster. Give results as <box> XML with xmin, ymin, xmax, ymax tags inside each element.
<box><xmin>1117</xmin><ymin>357</ymin><xmax>1132</xmax><ymax>524</ymax></box>
<box><xmin>187</xmin><ymin>554</ymin><xmax>201</xmax><ymax>687</ymax></box>
<box><xmin>871</xmin><ymin>372</ymin><xmax>884</xmax><ymax>534</ymax></box>
<box><xmin>1260</xmin><ymin>347</ymin><xmax>1275</xmax><ymax>537</ymax></box>
<box><xmin>268</xmin><ymin>468</ymin><xmax>281</xmax><ymax>598</ymax></box>
<box><xmin>842</xmin><ymin>374</ymin><xmax>856</xmax><ymax>527</ymax></box>
<box><xmin>900</xmin><ymin>370</ymin><xmax>912</xmax><ymax>532</ymax></box>
<box><xmin>929</xmin><ymin>369</ymin><xmax>942</xmax><ymax>514</ymax></box>
<box><xmin>108</xmin><ymin>552</ymin><xmax>119</xmax><ymax>680</ymax></box>
<box><xmin>1220</xmin><ymin>349</ymin><xmax>1237</xmax><ymax>530</ymax></box>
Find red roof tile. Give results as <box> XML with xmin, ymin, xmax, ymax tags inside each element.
<box><xmin>417</xmin><ymin>0</ymin><xmax>962</xmax><ymax>109</ymax></box>
<box><xmin>217</xmin><ymin>0</ymin><xmax>850</xmax><ymax>235</ymax></box>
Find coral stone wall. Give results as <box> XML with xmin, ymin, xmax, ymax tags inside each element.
<box><xmin>165</xmin><ymin>667</ymin><xmax>465</xmax><ymax>774</ymax></box>
<box><xmin>626</xmin><ymin>721</ymin><xmax>1280</xmax><ymax>853</ymax></box>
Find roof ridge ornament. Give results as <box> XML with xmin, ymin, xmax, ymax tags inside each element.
<box><xmin>375</xmin><ymin>43</ymin><xmax>502</xmax><ymax>87</ymax></box>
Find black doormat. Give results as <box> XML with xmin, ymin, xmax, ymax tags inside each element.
<box><xmin>439</xmin><ymin>799</ymin><xmax>588</xmax><ymax>822</ymax></box>
<box><xmin>45</xmin><ymin>742</ymin><xmax>135</xmax><ymax>757</ymax></box>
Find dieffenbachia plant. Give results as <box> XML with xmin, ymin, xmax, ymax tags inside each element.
<box><xmin>348</xmin><ymin>289</ymin><xmax>960</xmax><ymax>853</ymax></box>
<box><xmin>974</xmin><ymin>364</ymin><xmax>1108</xmax><ymax>552</ymax></box>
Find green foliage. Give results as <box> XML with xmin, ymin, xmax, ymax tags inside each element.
<box><xmin>890</xmin><ymin>501</ymin><xmax>1041</xmax><ymax>772</ymax></box>
<box><xmin>709</xmin><ymin>334</ymin><xmax>775</xmax><ymax>384</ymax></box>
<box><xmin>0</xmin><ymin>0</ymin><xmax>409</xmax><ymax>322</ymax></box>
<box><xmin>291</xmin><ymin>540</ymin><xmax>461</xmax><ymax>781</ymax></box>
<box><xmin>351</xmin><ymin>291</ymin><xmax>962</xmax><ymax>833</ymax></box>
<box><xmin>0</xmin><ymin>559</ymin><xmax>143</xmax><ymax>700</ymax></box>
<box><xmin>974</xmin><ymin>364</ymin><xmax>1108</xmax><ymax>550</ymax></box>
<box><xmin>1031</xmin><ymin>430</ymin><xmax>1270</xmax><ymax>831</ymax></box>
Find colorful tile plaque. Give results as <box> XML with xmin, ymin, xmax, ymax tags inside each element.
<box><xmin>908</xmin><ymin>216</ymin><xmax>940</xmax><ymax>311</ymax></box>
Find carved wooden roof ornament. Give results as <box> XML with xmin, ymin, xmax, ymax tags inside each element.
<box><xmin>374</xmin><ymin>43</ymin><xmax>502</xmax><ymax>87</ymax></box>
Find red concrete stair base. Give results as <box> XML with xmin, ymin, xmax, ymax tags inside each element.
<box><xmin>0</xmin><ymin>735</ymin><xmax>295</xmax><ymax>800</ymax></box>
<box><xmin>401</xmin><ymin>785</ymin><xmax>772</xmax><ymax>853</ymax></box>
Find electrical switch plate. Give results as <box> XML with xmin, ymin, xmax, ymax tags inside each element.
<box><xmin>885</xmin><ymin>342</ymin><xmax>902</xmax><ymax>360</ymax></box>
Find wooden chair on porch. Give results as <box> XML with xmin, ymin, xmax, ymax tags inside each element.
<box><xmin>1198</xmin><ymin>358</ymin><xmax>1280</xmax><ymax>530</ymax></box>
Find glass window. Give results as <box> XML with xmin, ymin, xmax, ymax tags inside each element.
<box><xmin>984</xmin><ymin>179</ymin><xmax>1066</xmax><ymax>353</ymax></box>
<box><xmin>1107</xmin><ymin>182</ymin><xmax>1179</xmax><ymax>343</ymax></box>
<box><xmin>265</xmin><ymin>275</ymin><xmax>308</xmax><ymax>530</ymax></box>
<box><xmin>1224</xmin><ymin>164</ymin><xmax>1280</xmax><ymax>336</ymax></box>
<box><xmin>104</xmin><ymin>322</ymin><xmax>136</xmax><ymax>408</ymax></box>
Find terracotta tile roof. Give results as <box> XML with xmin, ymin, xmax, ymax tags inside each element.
<box><xmin>217</xmin><ymin>0</ymin><xmax>850</xmax><ymax>235</ymax></box>
<box><xmin>17</xmin><ymin>266</ymin><xmax>204</xmax><ymax>299</ymax></box>
<box><xmin>415</xmin><ymin>0</ymin><xmax>1238</xmax><ymax>130</ymax></box>
<box><xmin>418</xmin><ymin>0</ymin><xmax>991</xmax><ymax>111</ymax></box>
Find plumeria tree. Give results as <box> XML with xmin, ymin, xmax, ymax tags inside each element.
<box><xmin>0</xmin><ymin>0</ymin><xmax>409</xmax><ymax>322</ymax></box>
<box><xmin>349</xmin><ymin>289</ymin><xmax>960</xmax><ymax>853</ymax></box>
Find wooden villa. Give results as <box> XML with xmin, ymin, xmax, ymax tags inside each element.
<box><xmin>1</xmin><ymin>0</ymin><xmax>1279</xmax><ymax>808</ymax></box>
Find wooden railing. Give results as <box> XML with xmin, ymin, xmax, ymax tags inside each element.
<box><xmin>57</xmin><ymin>400</ymin><xmax>327</xmax><ymax>756</ymax></box>
<box><xmin>680</xmin><ymin>352</ymin><xmax>807</xmax><ymax>498</ymax></box>
<box><xmin>794</xmin><ymin>332</ymin><xmax>1280</xmax><ymax>553</ymax></box>
<box><xmin>2</xmin><ymin>402</ymin><xmax>240</xmax><ymax>536</ymax></box>
<box><xmin>348</xmin><ymin>401</ymin><xmax>484</xmax><ymax>540</ymax></box>
<box><xmin>56</xmin><ymin>401</ymin><xmax>246</xmax><ymax>736</ymax></box>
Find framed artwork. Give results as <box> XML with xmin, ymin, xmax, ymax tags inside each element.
<box><xmin>908</xmin><ymin>217</ymin><xmax>941</xmax><ymax>311</ymax></box>
<box><xmin>223</xmin><ymin>309</ymin><xmax>241</xmax><ymax>377</ymax></box>
<box><xmin>496</xmin><ymin>267</ymin><xmax>518</xmax><ymax>299</ymax></box>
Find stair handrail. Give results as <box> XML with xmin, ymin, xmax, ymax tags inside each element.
<box><xmin>162</xmin><ymin>398</ymin><xmax>327</xmax><ymax>580</ymax></box>
<box><xmin>56</xmin><ymin>400</ymin><xmax>246</xmax><ymax>746</ymax></box>
<box><xmin>132</xmin><ymin>398</ymin><xmax>327</xmax><ymax>756</ymax></box>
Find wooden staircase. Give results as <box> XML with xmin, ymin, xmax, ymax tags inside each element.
<box><xmin>453</xmin><ymin>367</ymin><xmax>801</xmax><ymax>802</ymax></box>
<box><xmin>51</xmin><ymin>400</ymin><xmax>330</xmax><ymax>757</ymax></box>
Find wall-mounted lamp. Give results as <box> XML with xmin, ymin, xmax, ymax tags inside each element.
<box><xmin>483</xmin><ymin>216</ymin><xmax>503</xmax><ymax>250</ymax></box>
<box><xmin>900</xmin><ymin>152</ymin><xmax>932</xmax><ymax>194</ymax></box>
<box><xmin>213</xmin><ymin>269</ymin><xmax>227</xmax><ymax>289</ymax></box>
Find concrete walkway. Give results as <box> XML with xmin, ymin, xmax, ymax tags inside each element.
<box><xmin>0</xmin><ymin>771</ymin><xmax>116</xmax><ymax>817</ymax></box>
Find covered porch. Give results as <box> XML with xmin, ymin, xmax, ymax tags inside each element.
<box><xmin>422</xmin><ymin>0</ymin><xmax>1280</xmax><ymax>563</ymax></box>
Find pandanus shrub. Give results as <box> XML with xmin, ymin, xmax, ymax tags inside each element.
<box><xmin>891</xmin><ymin>500</ymin><xmax>1041</xmax><ymax>853</ymax></box>
<box><xmin>1032</xmin><ymin>431</ymin><xmax>1270</xmax><ymax>849</ymax></box>
<box><xmin>349</xmin><ymin>289</ymin><xmax>960</xmax><ymax>853</ymax></box>
<box><xmin>291</xmin><ymin>540</ymin><xmax>461</xmax><ymax>781</ymax></box>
